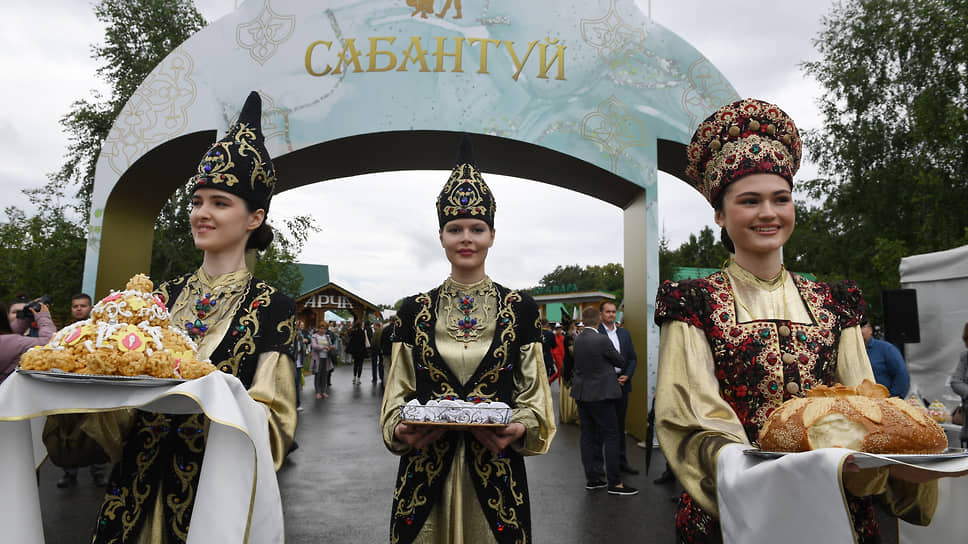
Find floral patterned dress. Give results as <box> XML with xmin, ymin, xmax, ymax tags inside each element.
<box><xmin>654</xmin><ymin>262</ymin><xmax>936</xmax><ymax>543</ymax></box>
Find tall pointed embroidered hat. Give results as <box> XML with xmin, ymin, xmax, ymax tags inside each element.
<box><xmin>189</xmin><ymin>91</ymin><xmax>276</xmax><ymax>211</ymax></box>
<box><xmin>685</xmin><ymin>98</ymin><xmax>801</xmax><ymax>204</ymax></box>
<box><xmin>436</xmin><ymin>134</ymin><xmax>496</xmax><ymax>228</ymax></box>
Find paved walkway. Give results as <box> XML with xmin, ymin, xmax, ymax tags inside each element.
<box><xmin>39</xmin><ymin>363</ymin><xmax>684</xmax><ymax>542</ymax></box>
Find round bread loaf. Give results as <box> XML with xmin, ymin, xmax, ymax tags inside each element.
<box><xmin>758</xmin><ymin>380</ymin><xmax>948</xmax><ymax>454</ymax></box>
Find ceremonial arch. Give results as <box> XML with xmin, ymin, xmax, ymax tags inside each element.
<box><xmin>81</xmin><ymin>0</ymin><xmax>739</xmax><ymax>439</ymax></box>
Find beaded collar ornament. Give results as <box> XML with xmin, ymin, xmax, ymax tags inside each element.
<box><xmin>178</xmin><ymin>274</ymin><xmax>247</xmax><ymax>341</ymax></box>
<box><xmin>685</xmin><ymin>98</ymin><xmax>801</xmax><ymax>204</ymax></box>
<box><xmin>436</xmin><ymin>134</ymin><xmax>495</xmax><ymax>228</ymax></box>
<box><xmin>186</xmin><ymin>291</ymin><xmax>217</xmax><ymax>339</ymax></box>
<box><xmin>440</xmin><ymin>277</ymin><xmax>495</xmax><ymax>344</ymax></box>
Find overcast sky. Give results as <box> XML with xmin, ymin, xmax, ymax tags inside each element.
<box><xmin>0</xmin><ymin>0</ymin><xmax>836</xmax><ymax>305</ymax></box>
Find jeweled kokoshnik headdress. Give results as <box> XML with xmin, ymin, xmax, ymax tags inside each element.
<box><xmin>189</xmin><ymin>91</ymin><xmax>276</xmax><ymax>211</ymax></box>
<box><xmin>436</xmin><ymin>134</ymin><xmax>496</xmax><ymax>229</ymax></box>
<box><xmin>685</xmin><ymin>98</ymin><xmax>801</xmax><ymax>204</ymax></box>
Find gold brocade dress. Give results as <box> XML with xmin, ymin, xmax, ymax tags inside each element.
<box><xmin>558</xmin><ymin>335</ymin><xmax>579</xmax><ymax>424</ymax></box>
<box><xmin>381</xmin><ymin>276</ymin><xmax>556</xmax><ymax>544</ymax></box>
<box><xmin>44</xmin><ymin>268</ymin><xmax>297</xmax><ymax>544</ymax></box>
<box><xmin>654</xmin><ymin>262</ymin><xmax>937</xmax><ymax>542</ymax></box>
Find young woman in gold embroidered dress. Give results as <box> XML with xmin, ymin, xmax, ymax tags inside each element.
<box><xmin>380</xmin><ymin>135</ymin><xmax>556</xmax><ymax>544</ymax></box>
<box><xmin>44</xmin><ymin>92</ymin><xmax>297</xmax><ymax>543</ymax></box>
<box><xmin>654</xmin><ymin>98</ymin><xmax>944</xmax><ymax>543</ymax></box>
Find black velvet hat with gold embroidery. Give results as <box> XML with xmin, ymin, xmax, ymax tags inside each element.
<box><xmin>436</xmin><ymin>134</ymin><xmax>496</xmax><ymax>229</ymax></box>
<box><xmin>685</xmin><ymin>98</ymin><xmax>801</xmax><ymax>205</ymax></box>
<box><xmin>189</xmin><ymin>91</ymin><xmax>276</xmax><ymax>211</ymax></box>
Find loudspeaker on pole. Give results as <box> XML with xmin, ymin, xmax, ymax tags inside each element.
<box><xmin>881</xmin><ymin>289</ymin><xmax>920</xmax><ymax>344</ymax></box>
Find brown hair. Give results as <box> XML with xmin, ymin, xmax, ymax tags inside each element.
<box><xmin>582</xmin><ymin>307</ymin><xmax>601</xmax><ymax>327</ymax></box>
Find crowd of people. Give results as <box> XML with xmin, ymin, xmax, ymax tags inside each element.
<box><xmin>291</xmin><ymin>316</ymin><xmax>396</xmax><ymax>407</ymax></box>
<box><xmin>2</xmin><ymin>94</ymin><xmax>968</xmax><ymax>543</ymax></box>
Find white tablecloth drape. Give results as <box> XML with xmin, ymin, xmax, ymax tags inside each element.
<box><xmin>0</xmin><ymin>371</ymin><xmax>283</xmax><ymax>544</ymax></box>
<box><xmin>717</xmin><ymin>444</ymin><xmax>968</xmax><ymax>544</ymax></box>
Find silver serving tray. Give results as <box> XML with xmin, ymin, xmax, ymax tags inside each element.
<box><xmin>744</xmin><ymin>447</ymin><xmax>968</xmax><ymax>464</ymax></box>
<box><xmin>398</xmin><ymin>403</ymin><xmax>512</xmax><ymax>425</ymax></box>
<box><xmin>17</xmin><ymin>368</ymin><xmax>185</xmax><ymax>386</ymax></box>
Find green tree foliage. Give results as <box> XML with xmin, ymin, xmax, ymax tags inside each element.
<box><xmin>534</xmin><ymin>263</ymin><xmax>624</xmax><ymax>303</ymax></box>
<box><xmin>55</xmin><ymin>0</ymin><xmax>315</xmax><ymax>293</ymax></box>
<box><xmin>254</xmin><ymin>216</ymin><xmax>321</xmax><ymax>297</ymax></box>
<box><xmin>151</xmin><ymin>187</ymin><xmax>202</xmax><ymax>283</ymax></box>
<box><xmin>55</xmin><ymin>0</ymin><xmax>212</xmax><ymax>283</ymax></box>
<box><xmin>0</xmin><ymin>187</ymin><xmax>87</xmax><ymax>325</ymax></box>
<box><xmin>53</xmin><ymin>0</ymin><xmax>206</xmax><ymax>214</ymax></box>
<box><xmin>0</xmin><ymin>0</ymin><xmax>318</xmax><ymax>317</ymax></box>
<box><xmin>801</xmin><ymin>0</ymin><xmax>968</xmax><ymax>303</ymax></box>
<box><xmin>658</xmin><ymin>226</ymin><xmax>729</xmax><ymax>282</ymax></box>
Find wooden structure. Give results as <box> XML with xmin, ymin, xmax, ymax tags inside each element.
<box><xmin>295</xmin><ymin>283</ymin><xmax>381</xmax><ymax>328</ymax></box>
<box><xmin>533</xmin><ymin>290</ymin><xmax>617</xmax><ymax>323</ymax></box>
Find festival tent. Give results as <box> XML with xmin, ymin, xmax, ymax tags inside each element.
<box><xmin>898</xmin><ymin>244</ymin><xmax>968</xmax><ymax>408</ymax></box>
<box><xmin>324</xmin><ymin>310</ymin><xmax>347</xmax><ymax>323</ymax></box>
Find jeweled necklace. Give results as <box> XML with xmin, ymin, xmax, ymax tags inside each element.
<box><xmin>441</xmin><ymin>277</ymin><xmax>493</xmax><ymax>344</ymax></box>
<box><xmin>456</xmin><ymin>294</ymin><xmax>478</xmax><ymax>338</ymax></box>
<box><xmin>186</xmin><ymin>290</ymin><xmax>217</xmax><ymax>339</ymax></box>
<box><xmin>182</xmin><ymin>277</ymin><xmax>246</xmax><ymax>341</ymax></box>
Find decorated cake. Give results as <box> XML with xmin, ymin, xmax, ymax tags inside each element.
<box><xmin>758</xmin><ymin>380</ymin><xmax>948</xmax><ymax>454</ymax></box>
<box><xmin>19</xmin><ymin>275</ymin><xmax>216</xmax><ymax>379</ymax></box>
<box><xmin>400</xmin><ymin>399</ymin><xmax>512</xmax><ymax>425</ymax></box>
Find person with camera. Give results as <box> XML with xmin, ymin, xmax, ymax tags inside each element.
<box><xmin>0</xmin><ymin>296</ymin><xmax>55</xmax><ymax>384</ymax></box>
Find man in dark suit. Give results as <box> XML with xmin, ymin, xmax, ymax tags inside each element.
<box><xmin>571</xmin><ymin>307</ymin><xmax>638</xmax><ymax>496</ymax></box>
<box><xmin>597</xmin><ymin>301</ymin><xmax>639</xmax><ymax>474</ymax></box>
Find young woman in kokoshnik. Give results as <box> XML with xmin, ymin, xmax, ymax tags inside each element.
<box><xmin>380</xmin><ymin>135</ymin><xmax>556</xmax><ymax>544</ymax></box>
<box><xmin>653</xmin><ymin>98</ymin><xmax>941</xmax><ymax>543</ymax></box>
<box><xmin>44</xmin><ymin>92</ymin><xmax>298</xmax><ymax>543</ymax></box>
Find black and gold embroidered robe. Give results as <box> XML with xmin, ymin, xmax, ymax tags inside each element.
<box><xmin>45</xmin><ymin>269</ymin><xmax>297</xmax><ymax>544</ymax></box>
<box><xmin>381</xmin><ymin>277</ymin><xmax>556</xmax><ymax>544</ymax></box>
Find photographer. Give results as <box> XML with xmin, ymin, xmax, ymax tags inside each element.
<box><xmin>0</xmin><ymin>297</ymin><xmax>55</xmax><ymax>384</ymax></box>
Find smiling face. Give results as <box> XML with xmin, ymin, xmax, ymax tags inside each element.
<box><xmin>190</xmin><ymin>188</ymin><xmax>265</xmax><ymax>255</ymax></box>
<box><xmin>714</xmin><ymin>173</ymin><xmax>795</xmax><ymax>263</ymax></box>
<box><xmin>439</xmin><ymin>218</ymin><xmax>495</xmax><ymax>282</ymax></box>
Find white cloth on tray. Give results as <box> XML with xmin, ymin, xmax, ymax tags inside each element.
<box><xmin>717</xmin><ymin>444</ymin><xmax>854</xmax><ymax>544</ymax></box>
<box><xmin>0</xmin><ymin>370</ymin><xmax>282</xmax><ymax>544</ymax></box>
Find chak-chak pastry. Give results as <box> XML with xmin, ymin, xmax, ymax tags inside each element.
<box><xmin>20</xmin><ymin>275</ymin><xmax>216</xmax><ymax>379</ymax></box>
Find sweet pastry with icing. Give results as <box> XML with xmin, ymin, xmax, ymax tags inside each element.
<box><xmin>19</xmin><ymin>275</ymin><xmax>216</xmax><ymax>379</ymax></box>
<box><xmin>400</xmin><ymin>399</ymin><xmax>511</xmax><ymax>425</ymax></box>
<box><xmin>758</xmin><ymin>380</ymin><xmax>948</xmax><ymax>454</ymax></box>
